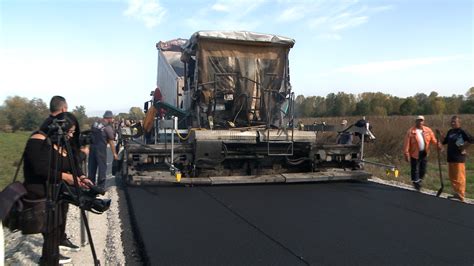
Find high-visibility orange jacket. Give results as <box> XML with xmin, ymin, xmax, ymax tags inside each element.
<box><xmin>143</xmin><ymin>105</ymin><xmax>157</xmax><ymax>133</ymax></box>
<box><xmin>403</xmin><ymin>125</ymin><xmax>438</xmax><ymax>159</ymax></box>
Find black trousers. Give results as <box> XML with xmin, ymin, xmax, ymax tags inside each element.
<box><xmin>410</xmin><ymin>151</ymin><xmax>427</xmax><ymax>182</ymax></box>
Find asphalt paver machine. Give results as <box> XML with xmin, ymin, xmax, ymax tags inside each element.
<box><xmin>118</xmin><ymin>31</ymin><xmax>375</xmax><ymax>185</ymax></box>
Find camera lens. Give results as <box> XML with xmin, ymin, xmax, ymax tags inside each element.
<box><xmin>91</xmin><ymin>198</ymin><xmax>111</xmax><ymax>213</ymax></box>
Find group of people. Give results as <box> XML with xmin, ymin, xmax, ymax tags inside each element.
<box><xmin>22</xmin><ymin>95</ymin><xmax>117</xmax><ymax>264</ymax></box>
<box><xmin>403</xmin><ymin>115</ymin><xmax>472</xmax><ymax>202</ymax></box>
<box><xmin>337</xmin><ymin>115</ymin><xmax>472</xmax><ymax>202</ymax></box>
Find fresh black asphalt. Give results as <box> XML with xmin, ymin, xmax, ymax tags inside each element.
<box><xmin>126</xmin><ymin>180</ymin><xmax>474</xmax><ymax>265</ymax></box>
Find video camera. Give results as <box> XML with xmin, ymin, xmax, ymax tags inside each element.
<box><xmin>46</xmin><ymin>119</ymin><xmax>71</xmax><ymax>142</ymax></box>
<box><xmin>79</xmin><ymin>130</ymin><xmax>94</xmax><ymax>146</ymax></box>
<box><xmin>62</xmin><ymin>184</ymin><xmax>111</xmax><ymax>214</ymax></box>
<box><xmin>48</xmin><ymin>118</ymin><xmax>69</xmax><ymax>132</ymax></box>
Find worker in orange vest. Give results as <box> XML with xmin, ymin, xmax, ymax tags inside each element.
<box><xmin>403</xmin><ymin>115</ymin><xmax>441</xmax><ymax>191</ymax></box>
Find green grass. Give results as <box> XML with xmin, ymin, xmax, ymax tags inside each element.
<box><xmin>0</xmin><ymin>131</ymin><xmax>29</xmax><ymax>190</ymax></box>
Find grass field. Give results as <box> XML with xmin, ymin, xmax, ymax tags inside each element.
<box><xmin>0</xmin><ymin>131</ymin><xmax>29</xmax><ymax>190</ymax></box>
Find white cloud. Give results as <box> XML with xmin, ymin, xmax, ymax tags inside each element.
<box><xmin>210</xmin><ymin>0</ymin><xmax>265</xmax><ymax>14</ymax></box>
<box><xmin>275</xmin><ymin>1</ymin><xmax>393</xmax><ymax>40</ymax></box>
<box><xmin>212</xmin><ymin>3</ymin><xmax>229</xmax><ymax>12</ymax></box>
<box><xmin>308</xmin><ymin>17</ymin><xmax>329</xmax><ymax>28</ymax></box>
<box><xmin>184</xmin><ymin>17</ymin><xmax>260</xmax><ymax>32</ymax></box>
<box><xmin>337</xmin><ymin>55</ymin><xmax>467</xmax><ymax>75</ymax></box>
<box><xmin>369</xmin><ymin>5</ymin><xmax>395</xmax><ymax>13</ymax></box>
<box><xmin>123</xmin><ymin>0</ymin><xmax>166</xmax><ymax>28</ymax></box>
<box><xmin>331</xmin><ymin>16</ymin><xmax>368</xmax><ymax>31</ymax></box>
<box><xmin>278</xmin><ymin>6</ymin><xmax>306</xmax><ymax>22</ymax></box>
<box><xmin>185</xmin><ymin>0</ymin><xmax>265</xmax><ymax>32</ymax></box>
<box><xmin>182</xmin><ymin>0</ymin><xmax>391</xmax><ymax>39</ymax></box>
<box><xmin>318</xmin><ymin>33</ymin><xmax>342</xmax><ymax>40</ymax></box>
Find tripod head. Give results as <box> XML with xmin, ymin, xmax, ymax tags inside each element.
<box><xmin>48</xmin><ymin>118</ymin><xmax>69</xmax><ymax>134</ymax></box>
<box><xmin>46</xmin><ymin>118</ymin><xmax>72</xmax><ymax>145</ymax></box>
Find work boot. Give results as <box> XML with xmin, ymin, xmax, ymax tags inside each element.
<box><xmin>39</xmin><ymin>254</ymin><xmax>72</xmax><ymax>265</ymax></box>
<box><xmin>447</xmin><ymin>194</ymin><xmax>464</xmax><ymax>202</ymax></box>
<box><xmin>59</xmin><ymin>238</ymin><xmax>80</xmax><ymax>252</ymax></box>
<box><xmin>59</xmin><ymin>254</ymin><xmax>72</xmax><ymax>264</ymax></box>
<box><xmin>413</xmin><ymin>181</ymin><xmax>421</xmax><ymax>191</ymax></box>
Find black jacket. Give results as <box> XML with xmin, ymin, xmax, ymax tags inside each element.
<box><xmin>442</xmin><ymin>128</ymin><xmax>473</xmax><ymax>163</ymax></box>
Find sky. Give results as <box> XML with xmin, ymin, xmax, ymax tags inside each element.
<box><xmin>0</xmin><ymin>0</ymin><xmax>472</xmax><ymax>116</ymax></box>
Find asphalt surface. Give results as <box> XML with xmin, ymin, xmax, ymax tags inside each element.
<box><xmin>126</xmin><ymin>180</ymin><xmax>474</xmax><ymax>266</ymax></box>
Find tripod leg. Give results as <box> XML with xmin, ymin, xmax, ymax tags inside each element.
<box><xmin>81</xmin><ymin>211</ymin><xmax>89</xmax><ymax>246</ymax></box>
<box><xmin>81</xmin><ymin>209</ymin><xmax>101</xmax><ymax>266</ymax></box>
<box><xmin>1</xmin><ymin>220</ymin><xmax>4</xmax><ymax>264</ymax></box>
<box><xmin>41</xmin><ymin>201</ymin><xmax>61</xmax><ymax>266</ymax></box>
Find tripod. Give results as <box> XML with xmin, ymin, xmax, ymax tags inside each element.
<box><xmin>41</xmin><ymin>123</ymin><xmax>101</xmax><ymax>266</ymax></box>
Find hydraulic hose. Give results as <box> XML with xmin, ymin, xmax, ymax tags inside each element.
<box><xmin>175</xmin><ymin>128</ymin><xmax>207</xmax><ymax>141</ymax></box>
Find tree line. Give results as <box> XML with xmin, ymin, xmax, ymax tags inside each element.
<box><xmin>0</xmin><ymin>96</ymin><xmax>145</xmax><ymax>132</ymax></box>
<box><xmin>2</xmin><ymin>88</ymin><xmax>473</xmax><ymax>131</ymax></box>
<box><xmin>295</xmin><ymin>87</ymin><xmax>474</xmax><ymax>118</ymax></box>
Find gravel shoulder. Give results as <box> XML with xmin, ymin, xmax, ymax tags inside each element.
<box><xmin>369</xmin><ymin>176</ymin><xmax>473</xmax><ymax>204</ymax></box>
<box><xmin>3</xmin><ymin>176</ymin><xmax>126</xmax><ymax>265</ymax></box>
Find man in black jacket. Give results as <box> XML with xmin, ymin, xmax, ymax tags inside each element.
<box><xmin>442</xmin><ymin>115</ymin><xmax>473</xmax><ymax>202</ymax></box>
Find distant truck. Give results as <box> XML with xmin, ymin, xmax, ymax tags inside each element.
<box><xmin>119</xmin><ymin>31</ymin><xmax>374</xmax><ymax>185</ymax></box>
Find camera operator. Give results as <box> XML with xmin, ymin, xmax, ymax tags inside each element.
<box><xmin>39</xmin><ymin>95</ymin><xmax>68</xmax><ymax>132</ymax></box>
<box><xmin>38</xmin><ymin>96</ymin><xmax>89</xmax><ymax>250</ymax></box>
<box><xmin>89</xmin><ymin>110</ymin><xmax>118</xmax><ymax>189</ymax></box>
<box><xmin>23</xmin><ymin>112</ymin><xmax>94</xmax><ymax>264</ymax></box>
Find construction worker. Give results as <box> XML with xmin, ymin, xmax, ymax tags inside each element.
<box><xmin>144</xmin><ymin>87</ymin><xmax>167</xmax><ymax>143</ymax></box>
<box><xmin>337</xmin><ymin>119</ymin><xmax>353</xmax><ymax>144</ymax></box>
<box><xmin>89</xmin><ymin>110</ymin><xmax>118</xmax><ymax>189</ymax></box>
<box><xmin>441</xmin><ymin>115</ymin><xmax>473</xmax><ymax>202</ymax></box>
<box><xmin>403</xmin><ymin>115</ymin><xmax>440</xmax><ymax>191</ymax></box>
